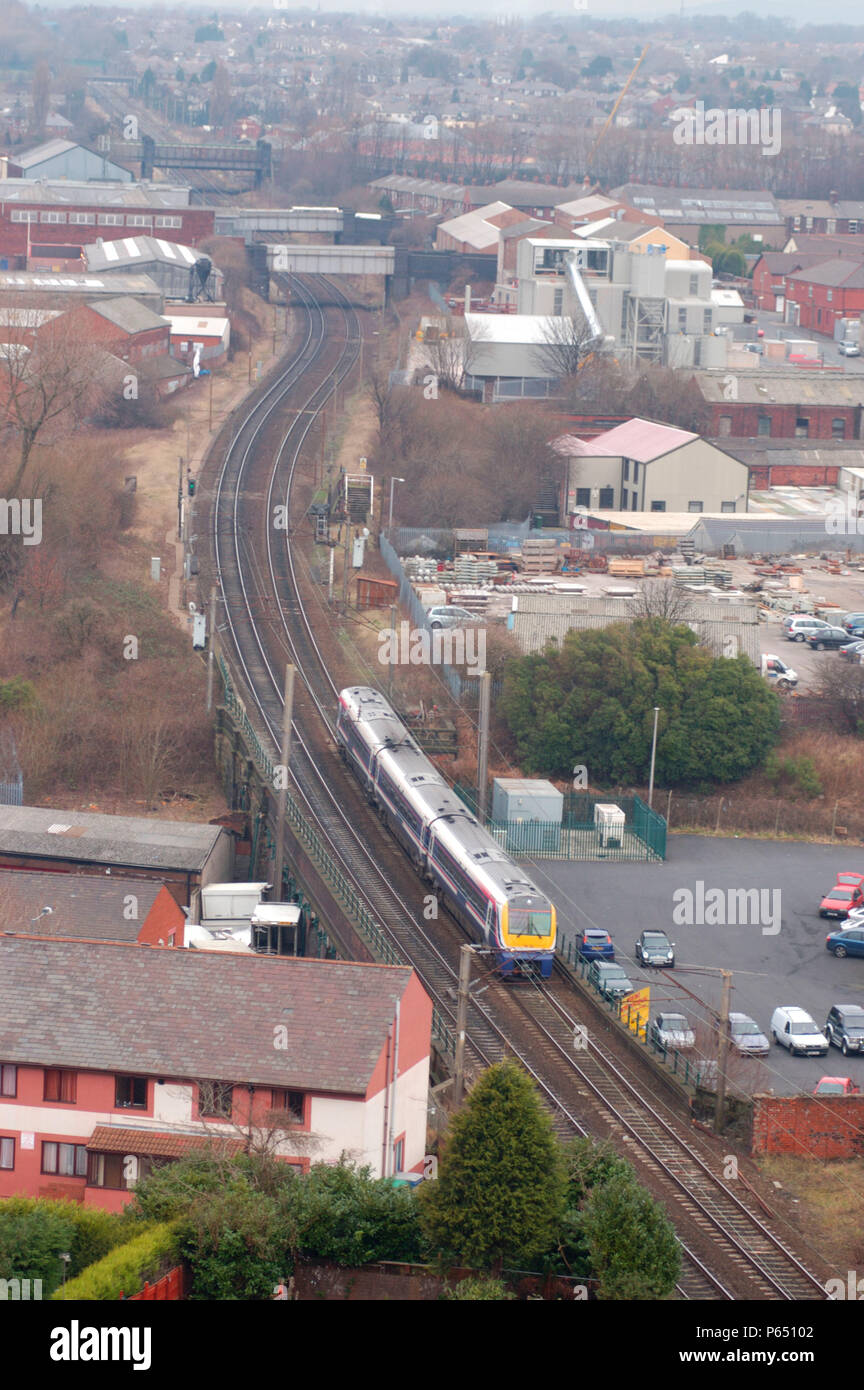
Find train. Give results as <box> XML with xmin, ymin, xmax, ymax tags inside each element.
<box><xmin>336</xmin><ymin>686</ymin><xmax>556</xmax><ymax>978</ymax></box>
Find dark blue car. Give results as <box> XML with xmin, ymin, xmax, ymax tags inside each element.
<box><xmin>577</xmin><ymin>928</ymin><xmax>615</xmax><ymax>961</ymax></box>
<box><xmin>825</xmin><ymin>925</ymin><xmax>864</xmax><ymax>958</ymax></box>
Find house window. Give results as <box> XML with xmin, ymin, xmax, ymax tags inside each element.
<box><xmin>87</xmin><ymin>1152</ymin><xmax>125</xmax><ymax>1189</ymax></box>
<box><xmin>792</xmin><ymin>216</ymin><xmax>801</xmax><ymax>231</ymax></box>
<box><xmin>43</xmin><ymin>1069</ymin><xmax>77</xmax><ymax>1104</ymax></box>
<box><xmin>98</xmin><ymin>213</ymin><xmax>124</xmax><ymax>226</ymax></box>
<box><xmin>198</xmin><ymin>1081</ymin><xmax>233</xmax><ymax>1118</ymax></box>
<box><xmin>795</xmin><ymin>417</ymin><xmax>810</xmax><ymax>438</ymax></box>
<box><xmin>552</xmin><ymin>287</ymin><xmax>563</xmax><ymax>316</ymax></box>
<box><xmin>721</xmin><ymin>500</ymin><xmax>737</xmax><ymax>513</ymax></box>
<box><xmin>828</xmin><ymin>220</ymin><xmax>836</xmax><ymax>234</ymax></box>
<box><xmin>10</xmin><ymin>210</ymin><xmax>38</xmax><ymax>223</ymax></box>
<box><xmin>126</xmin><ymin>215</ymin><xmax>152</xmax><ymax>228</ymax></box>
<box><xmin>718</xmin><ymin>415</ymin><xmax>732</xmax><ymax>436</ymax></box>
<box><xmin>271</xmin><ymin>1089</ymin><xmax>305</xmax><ymax>1123</ymax></box>
<box><xmin>180</xmin><ymin>341</ymin><xmax>189</xmax><ymax>353</ymax></box>
<box><xmin>68</xmin><ymin>211</ymin><xmax>95</xmax><ymax>225</ymax></box>
<box><xmin>808</xmin><ymin>285</ymin><xmax>813</xmax><ymax>298</ymax></box>
<box><xmin>849</xmin><ymin>220</ymin><xmax>859</xmax><ymax>234</ymax></box>
<box><xmin>115</xmin><ymin>1075</ymin><xmax>148</xmax><ymax>1109</ymax></box>
<box><xmin>39</xmin><ymin>211</ymin><xmax>66</xmax><ymax>223</ymax></box>
<box><xmin>650</xmin><ymin>500</ymin><xmax>666</xmax><ymax>512</ymax></box>
<box><xmin>694</xmin><ymin>339</ymin><xmax>702</xmax><ymax>367</ymax></box>
<box><xmin>687</xmin><ymin>500</ymin><xmax>704</xmax><ymax>513</ymax></box>
<box><xmin>0</xmin><ymin>1064</ymin><xmax>16</xmax><ymax>1097</ymax></box>
<box><xmin>575</xmin><ymin>487</ymin><xmax>591</xmax><ymax>508</ymax></box>
<box><xmin>678</xmin><ymin>307</ymin><xmax>687</xmax><ymax>330</ymax></box>
<box><xmin>0</xmin><ymin>1137</ymin><xmax>14</xmax><ymax>1170</ymax></box>
<box><xmin>631</xmin><ymin>492</ymin><xmax>638</xmax><ymax>511</ymax></box>
<box><xmin>827</xmin><ymin>290</ymin><xmax>833</xmax><ymax>303</ymax></box>
<box><xmin>155</xmin><ymin>216</ymin><xmax>182</xmax><ymax>229</ymax></box>
<box><xmin>832</xmin><ymin>418</ymin><xmax>847</xmax><ymax>440</ymax></box>
<box><xmin>757</xmin><ymin>414</ymin><xmax>772</xmax><ymax>437</ymax></box>
<box><xmin>632</xmin><ymin>461</ymin><xmax>639</xmax><ymax>483</ymax></box>
<box><xmin>703</xmin><ymin>309</ymin><xmax>712</xmax><ymax>333</ymax></box>
<box><xmin>41</xmin><ymin>1142</ymin><xmax>87</xmax><ymax>1177</ymax></box>
<box><xmin>393</xmin><ymin>1137</ymin><xmax>405</xmax><ymax>1173</ymax></box>
<box><xmin>805</xmin><ymin>216</ymin><xmax>813</xmax><ymax>230</ymax></box>
<box><xmin>598</xmin><ymin>486</ymin><xmax>614</xmax><ymax>509</ymax></box>
<box><xmin>623</xmin><ymin>459</ymin><xmax>629</xmax><ymax>481</ymax></box>
<box><xmin>689</xmin><ymin>274</ymin><xmax>699</xmax><ymax>295</ymax></box>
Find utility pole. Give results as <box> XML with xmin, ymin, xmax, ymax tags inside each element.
<box><xmin>328</xmin><ymin>539</ymin><xmax>335</xmax><ymax>602</ymax></box>
<box><xmin>319</xmin><ymin>407</ymin><xmax>326</xmax><ymax>487</ymax></box>
<box><xmin>208</xmin><ymin>371</ymin><xmax>213</xmax><ymax>431</ymax></box>
<box><xmin>341</xmin><ymin>526</ymin><xmax>351</xmax><ymax>613</ymax></box>
<box><xmin>477</xmin><ymin>671</ymin><xmax>491</xmax><ymax>825</ymax></box>
<box><xmin>205</xmin><ymin>586</ymin><xmax>218</xmax><ymax>712</ymax></box>
<box><xmin>453</xmin><ymin>944</ymin><xmax>473</xmax><ymax>1107</ymax></box>
<box><xmin>714</xmin><ymin>970</ymin><xmax>733</xmax><ymax>1135</ymax></box>
<box><xmin>648</xmin><ymin>705</ymin><xmax>660</xmax><ymax>809</ymax></box>
<box><xmin>177</xmin><ymin>456</ymin><xmax>184</xmax><ymax>539</ymax></box>
<box><xmin>272</xmin><ymin>664</ymin><xmax>296</xmax><ymax>902</ymax></box>
<box><xmin>387</xmin><ymin>602</ymin><xmax>397</xmax><ymax>699</ymax></box>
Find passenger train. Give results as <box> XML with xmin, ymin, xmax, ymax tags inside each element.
<box><xmin>336</xmin><ymin>686</ymin><xmax>556</xmax><ymax>977</ymax></box>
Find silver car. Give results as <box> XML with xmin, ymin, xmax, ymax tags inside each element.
<box><xmin>649</xmin><ymin>1012</ymin><xmax>696</xmax><ymax>1051</ymax></box>
<box><xmin>729</xmin><ymin>1012</ymin><xmax>770</xmax><ymax>1056</ymax></box>
<box><xmin>425</xmin><ymin>605</ymin><xmax>478</xmax><ymax>630</ymax></box>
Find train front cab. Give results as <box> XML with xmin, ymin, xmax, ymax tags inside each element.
<box><xmin>498</xmin><ymin>899</ymin><xmax>556</xmax><ymax>980</ymax></box>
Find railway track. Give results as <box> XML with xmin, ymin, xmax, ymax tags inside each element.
<box><xmin>207</xmin><ymin>274</ymin><xmax>830</xmax><ymax>1302</ymax></box>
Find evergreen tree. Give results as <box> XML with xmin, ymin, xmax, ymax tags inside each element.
<box><xmin>581</xmin><ymin>1173</ymin><xmax>680</xmax><ymax>1300</ymax></box>
<box><xmin>419</xmin><ymin>1060</ymin><xmax>567</xmax><ymax>1271</ymax></box>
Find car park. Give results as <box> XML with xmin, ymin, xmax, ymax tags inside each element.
<box><xmin>649</xmin><ymin>1012</ymin><xmax>696</xmax><ymax>1051</ymax></box>
<box><xmin>806</xmin><ymin>625</ymin><xmax>852</xmax><ymax>651</ymax></box>
<box><xmin>770</xmin><ymin>1006</ymin><xmax>829</xmax><ymax>1056</ymax></box>
<box><xmin>576</xmin><ymin>927</ymin><xmax>615</xmax><ymax>961</ymax></box>
<box><xmin>813</xmin><ymin>1076</ymin><xmax>859</xmax><ymax>1095</ymax></box>
<box><xmin>425</xmin><ymin>605</ymin><xmax>478</xmax><ymax>629</ymax></box>
<box><xmin>825</xmin><ymin>1003</ymin><xmax>864</xmax><ymax>1054</ymax></box>
<box><xmin>819</xmin><ymin>883</ymin><xmax>864</xmax><ymax>919</ymax></box>
<box><xmin>783</xmin><ymin>616</ymin><xmax>831</xmax><ymax>642</ymax></box>
<box><xmin>841</xmin><ymin>613</ymin><xmax>864</xmax><ymax>632</ymax></box>
<box><xmin>839</xmin><ymin>640</ymin><xmax>864</xmax><ymax>659</ymax></box>
<box><xmin>825</xmin><ymin>925</ymin><xmax>864</xmax><ymax>958</ymax></box>
<box><xmin>588</xmin><ymin>959</ymin><xmax>634</xmax><ymax>999</ymax></box>
<box><xmin>729</xmin><ymin>1013</ymin><xmax>770</xmax><ymax>1056</ymax></box>
<box><xmin>635</xmin><ymin>929</ymin><xmax>675</xmax><ymax>967</ymax></box>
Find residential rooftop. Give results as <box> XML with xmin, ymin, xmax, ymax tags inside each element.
<box><xmin>0</xmin><ymin>804</ymin><xmax>225</xmax><ymax>872</ymax></box>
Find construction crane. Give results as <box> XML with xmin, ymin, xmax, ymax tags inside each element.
<box><xmin>585</xmin><ymin>44</ymin><xmax>650</xmax><ymax>174</ymax></box>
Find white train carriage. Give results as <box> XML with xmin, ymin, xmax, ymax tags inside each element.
<box><xmin>336</xmin><ymin>686</ymin><xmax>556</xmax><ymax>977</ymax></box>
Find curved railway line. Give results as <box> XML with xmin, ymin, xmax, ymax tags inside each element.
<box><xmin>205</xmin><ymin>274</ymin><xmax>831</xmax><ymax>1302</ymax></box>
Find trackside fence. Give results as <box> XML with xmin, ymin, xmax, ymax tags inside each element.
<box><xmin>453</xmin><ymin>786</ymin><xmax>667</xmax><ymax>862</ymax></box>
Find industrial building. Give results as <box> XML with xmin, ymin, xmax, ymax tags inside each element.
<box><xmin>83</xmin><ymin>236</ymin><xmax>223</xmax><ymax>301</ymax></box>
<box><xmin>609</xmin><ymin>185</ymin><xmax>784</xmax><ymax>245</ymax></box>
<box><xmin>11</xmin><ymin>139</ymin><xmax>132</xmax><ymax>184</ymax></box>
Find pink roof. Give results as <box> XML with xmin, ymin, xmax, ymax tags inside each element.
<box><xmin>553</xmin><ymin>417</ymin><xmax>698</xmax><ymax>463</ymax></box>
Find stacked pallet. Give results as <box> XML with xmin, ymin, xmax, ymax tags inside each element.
<box><xmin>607</xmin><ymin>557</ymin><xmax>645</xmax><ymax>578</ymax></box>
<box><xmin>453</xmin><ymin>555</ymin><xmax>500</xmax><ymax>585</ymax></box>
<box><xmin>448</xmin><ymin>589</ymin><xmax>490</xmax><ymax>614</ymax></box>
<box><xmin>518</xmin><ymin>537</ymin><xmax>560</xmax><ymax>574</ymax></box>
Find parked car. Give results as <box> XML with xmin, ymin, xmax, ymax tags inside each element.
<box><xmin>729</xmin><ymin>1012</ymin><xmax>770</xmax><ymax>1056</ymax></box>
<box><xmin>742</xmin><ymin>342</ymin><xmax>764</xmax><ymax>355</ymax></box>
<box><xmin>813</xmin><ymin>1076</ymin><xmax>860</xmax><ymax>1095</ymax></box>
<box><xmin>841</xmin><ymin>612</ymin><xmax>864</xmax><ymax>632</ymax></box>
<box><xmin>825</xmin><ymin>1003</ymin><xmax>864</xmax><ymax>1055</ymax></box>
<box><xmin>588</xmin><ymin>959</ymin><xmax>634</xmax><ymax>1000</ymax></box>
<box><xmin>635</xmin><ymin>929</ymin><xmax>675</xmax><ymax>967</ymax></box>
<box><xmin>839</xmin><ymin>640</ymin><xmax>864</xmax><ymax>660</ymax></box>
<box><xmin>649</xmin><ymin>1012</ymin><xmax>696</xmax><ymax>1051</ymax></box>
<box><xmin>783</xmin><ymin>616</ymin><xmax>831</xmax><ymax>642</ymax></box>
<box><xmin>425</xmin><ymin>605</ymin><xmax>478</xmax><ymax>630</ymax></box>
<box><xmin>839</xmin><ymin>342</ymin><xmax>861</xmax><ymax>357</ymax></box>
<box><xmin>806</xmin><ymin>625</ymin><xmax>852</xmax><ymax>651</ymax></box>
<box><xmin>770</xmin><ymin>1006</ymin><xmax>829</xmax><ymax>1056</ymax></box>
<box><xmin>834</xmin><ymin>871</ymin><xmax>864</xmax><ymax>890</ymax></box>
<box><xmin>825</xmin><ymin>925</ymin><xmax>864</xmax><ymax>958</ymax></box>
<box><xmin>819</xmin><ymin>883</ymin><xmax>864</xmax><ymax>919</ymax></box>
<box><xmin>576</xmin><ymin>927</ymin><xmax>615</xmax><ymax>961</ymax></box>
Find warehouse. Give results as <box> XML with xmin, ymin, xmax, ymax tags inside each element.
<box><xmin>83</xmin><ymin>236</ymin><xmax>223</xmax><ymax>301</ymax></box>
<box><xmin>13</xmin><ymin>139</ymin><xmax>132</xmax><ymax>184</ymax></box>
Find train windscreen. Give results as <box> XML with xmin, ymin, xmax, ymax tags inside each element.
<box><xmin>509</xmin><ymin>896</ymin><xmax>552</xmax><ymax>937</ymax></box>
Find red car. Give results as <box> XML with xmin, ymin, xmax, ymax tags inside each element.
<box><xmin>813</xmin><ymin>1077</ymin><xmax>860</xmax><ymax>1096</ymax></box>
<box><xmin>819</xmin><ymin>884</ymin><xmax>864</xmax><ymax>920</ymax></box>
<box><xmin>835</xmin><ymin>871</ymin><xmax>864</xmax><ymax>890</ymax></box>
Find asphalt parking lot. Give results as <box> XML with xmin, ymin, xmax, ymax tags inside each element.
<box><xmin>525</xmin><ymin>836</ymin><xmax>864</xmax><ymax>1097</ymax></box>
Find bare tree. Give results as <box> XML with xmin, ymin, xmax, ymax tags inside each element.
<box><xmin>815</xmin><ymin>662</ymin><xmax>864</xmax><ymax>734</ymax></box>
<box><xmin>418</xmin><ymin>315</ymin><xmax>488</xmax><ymax>393</ymax></box>
<box><xmin>628</xmin><ymin>580</ymin><xmax>696</xmax><ymax>624</ymax></box>
<box><xmin>533</xmin><ymin>313</ymin><xmax>599</xmax><ymax>382</ymax></box>
<box><xmin>30</xmin><ymin>61</ymin><xmax>50</xmax><ymax>134</ymax></box>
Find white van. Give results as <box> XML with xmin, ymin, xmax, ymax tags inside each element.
<box><xmin>770</xmin><ymin>1006</ymin><xmax>828</xmax><ymax>1057</ymax></box>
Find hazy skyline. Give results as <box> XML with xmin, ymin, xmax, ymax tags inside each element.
<box><xmin>26</xmin><ymin>0</ymin><xmax>864</xmax><ymax>20</ymax></box>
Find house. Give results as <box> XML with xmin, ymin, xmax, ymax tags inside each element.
<box><xmin>0</xmin><ymin>938</ymin><xmax>432</xmax><ymax>1208</ymax></box>
<box><xmin>51</xmin><ymin>298</ymin><xmax>171</xmax><ymax>365</ymax></box>
<box><xmin>0</xmin><ymin>870</ymin><xmax>186</xmax><ymax>946</ymax></box>
<box><xmin>554</xmin><ymin>417</ymin><xmax>749</xmax><ymax>519</ymax></box>
<box><xmin>777</xmin><ymin>197</ymin><xmax>864</xmax><ymax>238</ymax></box>
<box><xmin>13</xmin><ymin>139</ymin><xmax>133</xmax><ymax>184</ymax></box>
<box><xmin>783</xmin><ymin>259</ymin><xmax>864</xmax><ymax>338</ymax></box>
<box><xmin>0</xmin><ymin>804</ymin><xmax>233</xmax><ymax>911</ymax></box>
<box><xmin>693</xmin><ymin>371</ymin><xmax>864</xmax><ymax>441</ymax></box>
<box><xmin>166</xmin><ymin>312</ymin><xmax>230</xmax><ymax>369</ymax></box>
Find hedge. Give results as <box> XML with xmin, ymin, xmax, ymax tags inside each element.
<box><xmin>0</xmin><ymin>1197</ymin><xmax>129</xmax><ymax>1297</ymax></box>
<box><xmin>52</xmin><ymin>1223</ymin><xmax>179</xmax><ymax>1301</ymax></box>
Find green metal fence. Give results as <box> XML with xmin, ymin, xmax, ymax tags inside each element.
<box><xmin>217</xmin><ymin>656</ymin><xmax>455</xmax><ymax>1058</ymax></box>
<box><xmin>453</xmin><ymin>786</ymin><xmax>666</xmax><ymax>862</ymax></box>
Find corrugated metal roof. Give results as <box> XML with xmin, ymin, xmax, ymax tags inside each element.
<box><xmin>0</xmin><ymin>804</ymin><xmax>224</xmax><ymax>871</ymax></box>
<box><xmin>554</xmin><ymin>416</ymin><xmax>698</xmax><ymax>462</ymax></box>
<box><xmin>0</xmin><ymin>178</ymin><xmax>192</xmax><ymax>208</ymax></box>
<box><xmin>87</xmin><ymin>297</ymin><xmax>169</xmax><ymax>335</ymax></box>
<box><xmin>84</xmin><ymin>235</ymin><xmax>198</xmax><ymax>272</ymax></box>
<box><xmin>695</xmin><ymin>372</ymin><xmax>864</xmax><ymax>405</ymax></box>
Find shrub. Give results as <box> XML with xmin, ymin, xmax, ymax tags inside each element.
<box><xmin>52</xmin><ymin>1223</ymin><xmax>179</xmax><ymax>1301</ymax></box>
<box><xmin>441</xmin><ymin>1277</ymin><xmax>516</xmax><ymax>1300</ymax></box>
<box><xmin>0</xmin><ymin>1197</ymin><xmax>128</xmax><ymax>1298</ymax></box>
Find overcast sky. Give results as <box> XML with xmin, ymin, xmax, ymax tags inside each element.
<box><xmin>29</xmin><ymin>0</ymin><xmax>864</xmax><ymax>18</ymax></box>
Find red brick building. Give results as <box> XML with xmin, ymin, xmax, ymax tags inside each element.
<box><xmin>783</xmin><ymin>259</ymin><xmax>864</xmax><ymax>337</ymax></box>
<box><xmin>0</xmin><ymin>937</ymin><xmax>432</xmax><ymax>1209</ymax></box>
<box><xmin>46</xmin><ymin>298</ymin><xmax>170</xmax><ymax>365</ymax></box>
<box><xmin>0</xmin><ymin>180</ymin><xmax>215</xmax><ymax>268</ymax></box>
<box><xmin>693</xmin><ymin>371</ymin><xmax>864</xmax><ymax>441</ymax></box>
<box><xmin>0</xmin><ymin>870</ymin><xmax>186</xmax><ymax>946</ymax></box>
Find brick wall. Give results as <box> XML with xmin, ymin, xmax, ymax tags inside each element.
<box><xmin>751</xmin><ymin>1095</ymin><xmax>864</xmax><ymax>1158</ymax></box>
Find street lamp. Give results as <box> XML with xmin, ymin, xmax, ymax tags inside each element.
<box><xmin>388</xmin><ymin>477</ymin><xmax>405</xmax><ymax>533</ymax></box>
<box><xmin>647</xmin><ymin>706</ymin><xmax>660</xmax><ymax>808</ymax></box>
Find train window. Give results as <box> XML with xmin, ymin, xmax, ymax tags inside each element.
<box><xmin>509</xmin><ymin>903</ymin><xmax>552</xmax><ymax>937</ymax></box>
